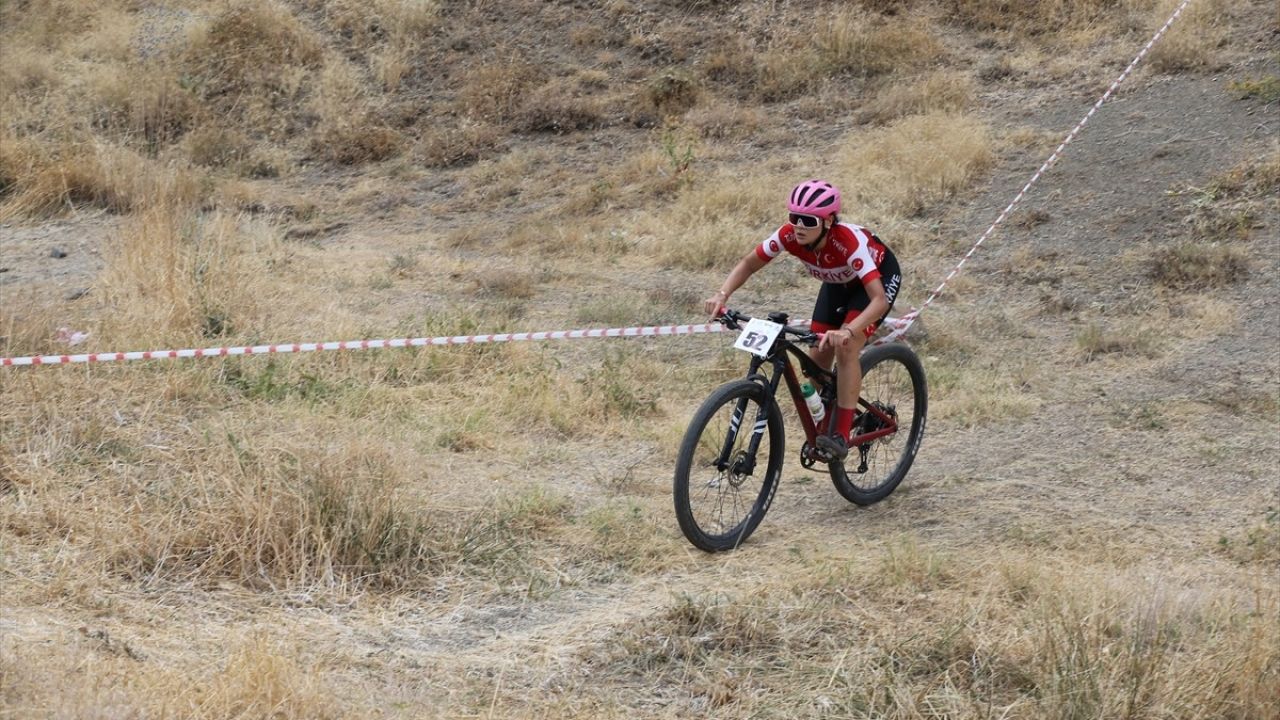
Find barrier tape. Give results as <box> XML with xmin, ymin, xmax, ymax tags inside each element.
<box><xmin>888</xmin><ymin>0</ymin><xmax>1194</xmax><ymax>336</ymax></box>
<box><xmin>1</xmin><ymin>323</ymin><xmax>731</xmax><ymax>367</ymax></box>
<box><xmin>0</xmin><ymin>315</ymin><xmax>923</xmax><ymax>367</ymax></box>
<box><xmin>0</xmin><ymin>0</ymin><xmax>1190</xmax><ymax>369</ymax></box>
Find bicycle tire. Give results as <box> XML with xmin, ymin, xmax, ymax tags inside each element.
<box><xmin>674</xmin><ymin>379</ymin><xmax>785</xmax><ymax>552</ymax></box>
<box><xmin>829</xmin><ymin>343</ymin><xmax>927</xmax><ymax>506</ymax></box>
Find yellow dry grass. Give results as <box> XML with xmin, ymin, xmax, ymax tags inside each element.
<box><xmin>1</xmin><ymin>0</ymin><xmax>1276</xmax><ymax>717</ymax></box>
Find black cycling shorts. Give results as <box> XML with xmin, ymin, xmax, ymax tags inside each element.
<box><xmin>811</xmin><ymin>253</ymin><xmax>902</xmax><ymax>337</ymax></box>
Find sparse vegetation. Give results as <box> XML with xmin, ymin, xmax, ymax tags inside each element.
<box><xmin>1</xmin><ymin>0</ymin><xmax>1276</xmax><ymax>717</ymax></box>
<box><xmin>1229</xmin><ymin>75</ymin><xmax>1280</xmax><ymax>102</ymax></box>
<box><xmin>1150</xmin><ymin>242</ymin><xmax>1250</xmax><ymax>289</ymax></box>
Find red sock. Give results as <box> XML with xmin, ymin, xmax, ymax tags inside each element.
<box><xmin>835</xmin><ymin>406</ymin><xmax>855</xmax><ymax>441</ymax></box>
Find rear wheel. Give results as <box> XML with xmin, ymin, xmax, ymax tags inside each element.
<box><xmin>829</xmin><ymin>343</ymin><xmax>927</xmax><ymax>506</ymax></box>
<box><xmin>674</xmin><ymin>380</ymin><xmax>785</xmax><ymax>552</ymax></box>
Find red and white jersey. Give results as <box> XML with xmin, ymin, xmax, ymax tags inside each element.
<box><xmin>755</xmin><ymin>222</ymin><xmax>888</xmax><ymax>286</ymax></box>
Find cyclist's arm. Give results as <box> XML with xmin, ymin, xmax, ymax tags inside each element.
<box><xmin>707</xmin><ymin>250</ymin><xmax>767</xmax><ymax>312</ymax></box>
<box><xmin>842</xmin><ymin>277</ymin><xmax>889</xmax><ymax>337</ymax></box>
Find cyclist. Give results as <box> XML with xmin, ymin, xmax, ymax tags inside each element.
<box><xmin>704</xmin><ymin>179</ymin><xmax>901</xmax><ymax>460</ymax></box>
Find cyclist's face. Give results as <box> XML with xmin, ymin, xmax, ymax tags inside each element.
<box><xmin>793</xmin><ymin>214</ymin><xmax>827</xmax><ymax>246</ymax></box>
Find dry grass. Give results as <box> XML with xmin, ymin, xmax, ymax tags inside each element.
<box><xmin>578</xmin><ymin>551</ymin><xmax>1279</xmax><ymax>719</ymax></box>
<box><xmin>858</xmin><ymin>70</ymin><xmax>976</xmax><ymax>125</ymax></box>
<box><xmin>820</xmin><ymin>8</ymin><xmax>947</xmax><ymax>77</ymax></box>
<box><xmin>838</xmin><ymin>111</ymin><xmax>995</xmax><ymax>219</ymax></box>
<box><xmin>0</xmin><ymin>139</ymin><xmax>206</xmax><ymax>220</ymax></box>
<box><xmin>1</xmin><ymin>1</ymin><xmax>1276</xmax><ymax>717</ymax></box>
<box><xmin>1150</xmin><ymin>242</ymin><xmax>1251</xmax><ymax>289</ymax></box>
<box><xmin>1146</xmin><ymin>0</ymin><xmax>1231</xmax><ymax>73</ymax></box>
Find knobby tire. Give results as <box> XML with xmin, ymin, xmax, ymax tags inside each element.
<box><xmin>674</xmin><ymin>379</ymin><xmax>785</xmax><ymax>552</ymax></box>
<box><xmin>829</xmin><ymin>343</ymin><xmax>927</xmax><ymax>506</ymax></box>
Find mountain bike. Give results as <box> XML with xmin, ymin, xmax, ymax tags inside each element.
<box><xmin>673</xmin><ymin>309</ymin><xmax>927</xmax><ymax>552</ymax></box>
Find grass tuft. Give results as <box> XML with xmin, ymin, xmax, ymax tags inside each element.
<box><xmin>1150</xmin><ymin>242</ymin><xmax>1250</xmax><ymax>289</ymax></box>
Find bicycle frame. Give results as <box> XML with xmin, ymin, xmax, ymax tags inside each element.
<box><xmin>718</xmin><ymin>312</ymin><xmax>900</xmax><ymax>468</ymax></box>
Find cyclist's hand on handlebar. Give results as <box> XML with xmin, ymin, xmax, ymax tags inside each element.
<box><xmin>819</xmin><ymin>327</ymin><xmax>854</xmax><ymax>352</ymax></box>
<box><xmin>703</xmin><ymin>290</ymin><xmax>728</xmax><ymax>318</ymax></box>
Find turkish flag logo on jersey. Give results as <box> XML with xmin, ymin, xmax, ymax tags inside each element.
<box><xmin>853</xmin><ymin>258</ymin><xmax>864</xmax><ymax>271</ymax></box>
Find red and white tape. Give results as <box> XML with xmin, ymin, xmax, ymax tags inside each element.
<box><xmin>889</xmin><ymin>0</ymin><xmax>1194</xmax><ymax>336</ymax></box>
<box><xmin>1</xmin><ymin>323</ymin><xmax>728</xmax><ymax>367</ymax></box>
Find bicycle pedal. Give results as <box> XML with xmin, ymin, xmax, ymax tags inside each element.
<box><xmin>815</xmin><ymin>434</ymin><xmax>849</xmax><ymax>462</ymax></box>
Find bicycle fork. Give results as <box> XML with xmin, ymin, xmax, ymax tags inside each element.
<box><xmin>715</xmin><ymin>359</ymin><xmax>775</xmax><ymax>477</ymax></box>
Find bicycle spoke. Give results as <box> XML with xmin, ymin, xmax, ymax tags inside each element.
<box><xmin>674</xmin><ymin>380</ymin><xmax>782</xmax><ymax>549</ymax></box>
<box><xmin>830</xmin><ymin>344</ymin><xmax>927</xmax><ymax>505</ymax></box>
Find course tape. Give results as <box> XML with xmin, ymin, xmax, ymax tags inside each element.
<box><xmin>890</xmin><ymin>0</ymin><xmax>1194</xmax><ymax>335</ymax></box>
<box><xmin>1</xmin><ymin>0</ymin><xmax>1189</xmax><ymax>369</ymax></box>
<box><xmin>1</xmin><ymin>315</ymin><xmax>923</xmax><ymax>367</ymax></box>
<box><xmin>1</xmin><ymin>323</ymin><xmax>731</xmax><ymax>367</ymax></box>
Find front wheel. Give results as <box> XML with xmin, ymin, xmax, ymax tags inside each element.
<box><xmin>674</xmin><ymin>379</ymin><xmax>785</xmax><ymax>552</ymax></box>
<box><xmin>830</xmin><ymin>343</ymin><xmax>927</xmax><ymax>506</ymax></box>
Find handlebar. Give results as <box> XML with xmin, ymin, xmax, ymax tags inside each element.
<box><xmin>717</xmin><ymin>308</ymin><xmax>822</xmax><ymax>346</ymax></box>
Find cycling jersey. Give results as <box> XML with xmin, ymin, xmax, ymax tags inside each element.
<box><xmin>756</xmin><ymin>222</ymin><xmax>901</xmax><ymax>337</ymax></box>
<box><xmin>756</xmin><ymin>222</ymin><xmax>890</xmax><ymax>286</ymax></box>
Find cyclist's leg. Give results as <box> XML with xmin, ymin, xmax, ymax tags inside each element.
<box><xmin>807</xmin><ymin>282</ymin><xmax>846</xmax><ymax>372</ymax></box>
<box><xmin>829</xmin><ymin>275</ymin><xmax>885</xmax><ymax>442</ymax></box>
<box><xmin>833</xmin><ymin>310</ymin><xmax>874</xmax><ymax>442</ymax></box>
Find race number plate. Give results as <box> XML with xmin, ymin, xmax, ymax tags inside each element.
<box><xmin>733</xmin><ymin>318</ymin><xmax>784</xmax><ymax>357</ymax></box>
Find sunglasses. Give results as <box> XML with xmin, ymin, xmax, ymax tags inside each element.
<box><xmin>789</xmin><ymin>213</ymin><xmax>821</xmax><ymax>228</ymax></box>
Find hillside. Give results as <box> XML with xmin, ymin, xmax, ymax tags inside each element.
<box><xmin>1</xmin><ymin>0</ymin><xmax>1277</xmax><ymax>717</ymax></box>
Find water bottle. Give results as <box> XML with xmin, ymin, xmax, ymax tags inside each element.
<box><xmin>801</xmin><ymin>382</ymin><xmax>825</xmax><ymax>423</ymax></box>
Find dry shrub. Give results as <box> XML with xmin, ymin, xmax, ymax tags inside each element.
<box><xmin>515</xmin><ymin>80</ymin><xmax>604</xmax><ymax>134</ymax></box>
<box><xmin>926</xmin><ymin>358</ymin><xmax>1041</xmax><ymax>426</ymax></box>
<box><xmin>838</xmin><ymin>111</ymin><xmax>994</xmax><ymax>218</ymax></box>
<box><xmin>473</xmin><ymin>269</ymin><xmax>537</xmax><ymax>300</ymax></box>
<box><xmin>461</xmin><ymin>146</ymin><xmax>551</xmax><ymax>205</ymax></box>
<box><xmin>1075</xmin><ymin>322</ymin><xmax>1159</xmax><ymax>360</ymax></box>
<box><xmin>0</xmin><ymin>292</ymin><xmax>70</xmax><ymax>361</ymax></box>
<box><xmin>1146</xmin><ymin>0</ymin><xmax>1230</xmax><ymax>73</ymax></box>
<box><xmin>943</xmin><ymin>0</ymin><xmax>1122</xmax><ymax>34</ymax></box>
<box><xmin>512</xmin><ymin>348</ymin><xmax>665</xmax><ymax>437</ymax></box>
<box><xmin>645</xmin><ymin>70</ymin><xmax>701</xmax><ymax>117</ymax></box>
<box><xmin>1150</xmin><ymin>242</ymin><xmax>1250</xmax><ymax>289</ymax></box>
<box><xmin>104</xmin><ymin>429</ymin><xmax>444</xmax><ymax>589</ymax></box>
<box><xmin>702</xmin><ymin>25</ymin><xmax>824</xmax><ymax>103</ymax></box>
<box><xmin>0</xmin><ymin>138</ymin><xmax>204</xmax><ymax>220</ymax></box>
<box><xmin>183</xmin><ymin>125</ymin><xmax>251</xmax><ymax>168</ymax></box>
<box><xmin>86</xmin><ymin>62</ymin><xmax>202</xmax><ymax>149</ymax></box>
<box><xmin>646</xmin><ymin>170</ymin><xmax>782</xmax><ymax>269</ymax></box>
<box><xmin>0</xmin><ymin>0</ymin><xmax>104</xmax><ymax>50</ymax></box>
<box><xmin>588</xmin><ymin>554</ymin><xmax>1278</xmax><ymax>719</ymax></box>
<box><xmin>458</xmin><ymin>59</ymin><xmax>545</xmax><ymax>125</ymax></box>
<box><xmin>754</xmin><ymin>46</ymin><xmax>824</xmax><ymax>103</ymax></box>
<box><xmin>180</xmin><ymin>1</ymin><xmax>324</xmax><ymax>138</ymax></box>
<box><xmin>820</xmin><ymin>9</ymin><xmax>946</xmax><ymax>77</ymax></box>
<box><xmin>0</xmin><ymin>629</ymin><xmax>344</xmax><ymax>719</ymax></box>
<box><xmin>300</xmin><ymin>0</ymin><xmax>441</xmax><ymax>50</ymax></box>
<box><xmin>684</xmin><ymin>101</ymin><xmax>765</xmax><ymax>140</ymax></box>
<box><xmin>98</xmin><ymin>204</ymin><xmax>282</xmax><ymax>345</ymax></box>
<box><xmin>372</xmin><ymin>44</ymin><xmax>414</xmax><ymax>91</ymax></box>
<box><xmin>415</xmin><ymin>121</ymin><xmax>504</xmax><ymax>168</ymax></box>
<box><xmin>1229</xmin><ymin>76</ymin><xmax>1280</xmax><ymax>103</ymax></box>
<box><xmin>306</xmin><ymin>62</ymin><xmax>404</xmax><ymax>163</ymax></box>
<box><xmin>859</xmin><ymin>70</ymin><xmax>975</xmax><ymax>125</ymax></box>
<box><xmin>311</xmin><ymin>123</ymin><xmax>404</xmax><ymax>164</ymax></box>
<box><xmin>0</xmin><ymin>46</ymin><xmax>60</xmax><ymax>97</ymax></box>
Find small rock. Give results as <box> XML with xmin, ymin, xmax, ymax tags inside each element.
<box><xmin>0</xmin><ymin>267</ymin><xmax>9</xmax><ymax>273</ymax></box>
<box><xmin>65</xmin><ymin>287</ymin><xmax>90</xmax><ymax>301</ymax></box>
<box><xmin>50</xmin><ymin>248</ymin><xmax>67</xmax><ymax>259</ymax></box>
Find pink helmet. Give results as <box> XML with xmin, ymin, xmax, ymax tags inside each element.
<box><xmin>788</xmin><ymin>179</ymin><xmax>841</xmax><ymax>218</ymax></box>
